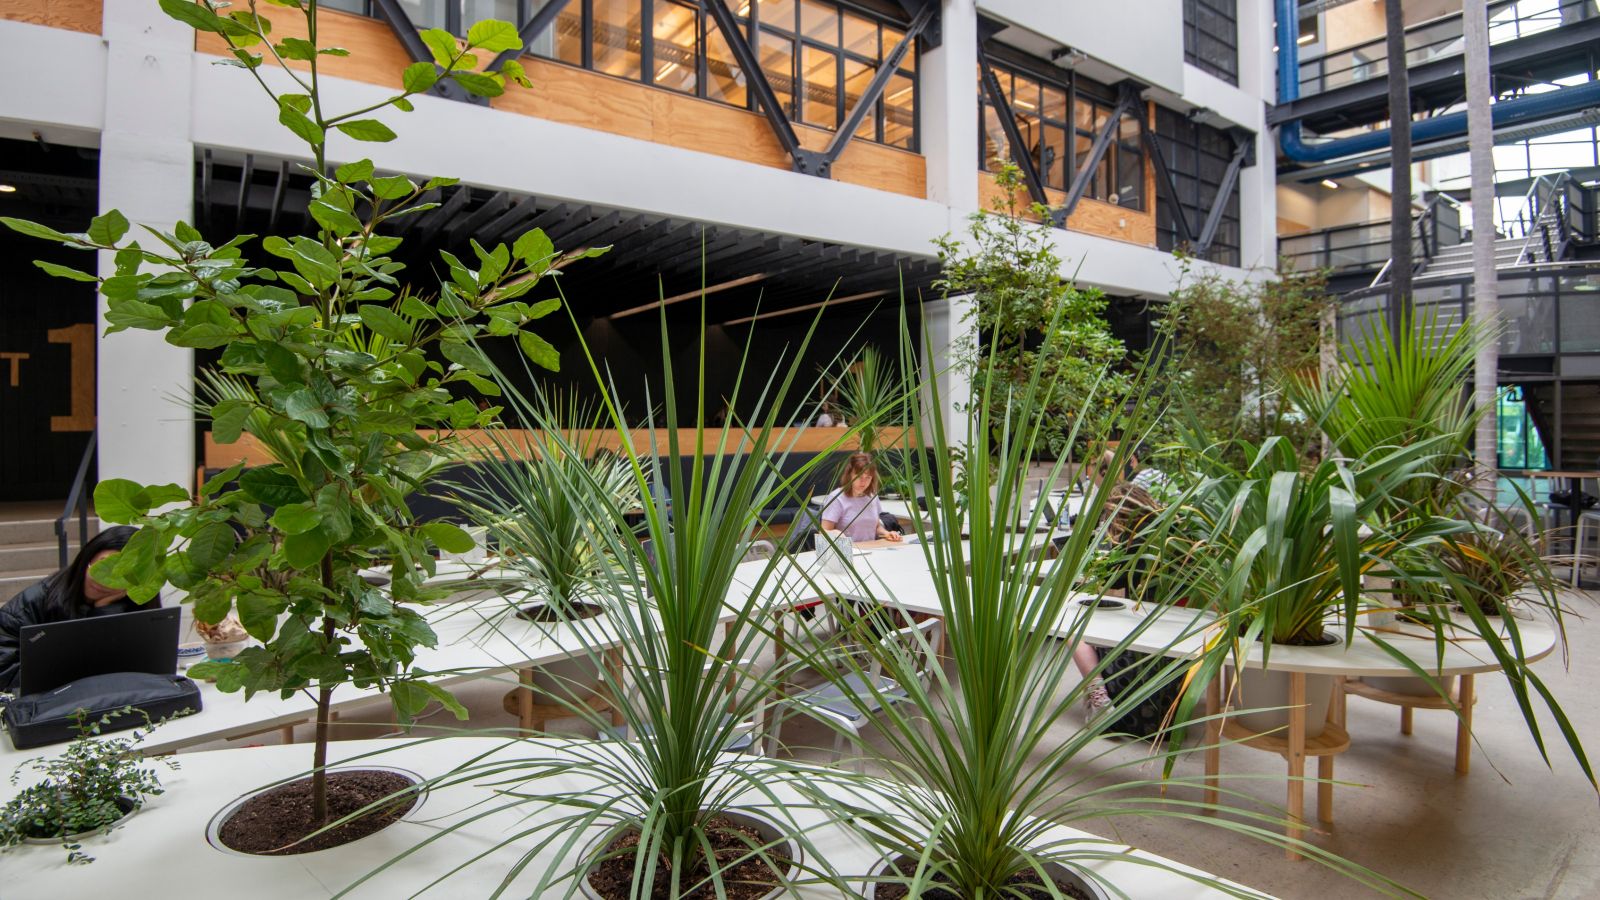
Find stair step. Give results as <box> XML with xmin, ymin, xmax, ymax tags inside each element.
<box><xmin>0</xmin><ymin>516</ymin><xmax>99</xmax><ymax>547</ymax></box>
<box><xmin>0</xmin><ymin>570</ymin><xmax>54</xmax><ymax>605</ymax></box>
<box><xmin>0</xmin><ymin>541</ymin><xmax>78</xmax><ymax>575</ymax></box>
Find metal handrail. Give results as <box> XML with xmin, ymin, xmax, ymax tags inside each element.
<box><xmin>54</xmin><ymin>430</ymin><xmax>97</xmax><ymax>569</ymax></box>
<box><xmin>1369</xmin><ymin>192</ymin><xmax>1463</xmax><ymax>285</ymax></box>
<box><xmin>1514</xmin><ymin>172</ymin><xmax>1575</xmax><ymax>264</ymax></box>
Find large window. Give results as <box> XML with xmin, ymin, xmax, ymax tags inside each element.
<box><xmin>1153</xmin><ymin>106</ymin><xmax>1241</xmax><ymax>266</ymax></box>
<box><xmin>1183</xmin><ymin>0</ymin><xmax>1238</xmax><ymax>85</ymax></box>
<box><xmin>336</xmin><ymin>0</ymin><xmax>918</xmax><ymax>151</ymax></box>
<box><xmin>978</xmin><ymin>60</ymin><xmax>1144</xmax><ymax>210</ymax></box>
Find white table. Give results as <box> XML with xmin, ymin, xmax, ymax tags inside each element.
<box><xmin>0</xmin><ymin>587</ymin><xmax>621</xmax><ymax>768</ymax></box>
<box><xmin>0</xmin><ymin>736</ymin><xmax>1265</xmax><ymax>898</ymax></box>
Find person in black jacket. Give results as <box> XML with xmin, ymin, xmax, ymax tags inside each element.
<box><xmin>0</xmin><ymin>526</ymin><xmax>158</xmax><ymax>693</ymax></box>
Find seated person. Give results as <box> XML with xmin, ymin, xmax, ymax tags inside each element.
<box><xmin>0</xmin><ymin>526</ymin><xmax>157</xmax><ymax>693</ymax></box>
<box><xmin>819</xmin><ymin>453</ymin><xmax>902</xmax><ymax>544</ymax></box>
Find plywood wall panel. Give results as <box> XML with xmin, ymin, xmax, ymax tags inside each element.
<box><xmin>0</xmin><ymin>0</ymin><xmax>101</xmax><ymax>34</ymax></box>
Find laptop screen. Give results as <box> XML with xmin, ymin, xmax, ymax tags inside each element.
<box><xmin>18</xmin><ymin>606</ymin><xmax>180</xmax><ymax>696</ymax></box>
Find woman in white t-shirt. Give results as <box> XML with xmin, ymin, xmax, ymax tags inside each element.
<box><xmin>819</xmin><ymin>453</ymin><xmax>902</xmax><ymax>543</ymax></box>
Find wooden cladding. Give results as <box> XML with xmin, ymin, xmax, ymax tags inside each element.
<box><xmin>0</xmin><ymin>0</ymin><xmax>100</xmax><ymax>34</ymax></box>
<box><xmin>204</xmin><ymin>426</ymin><xmax>917</xmax><ymax>469</ymax></box>
<box><xmin>192</xmin><ymin>8</ymin><xmax>925</xmax><ymax>199</ymax></box>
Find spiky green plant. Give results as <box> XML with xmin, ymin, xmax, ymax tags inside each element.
<box><xmin>830</xmin><ymin>345</ymin><xmax>905</xmax><ymax>454</ymax></box>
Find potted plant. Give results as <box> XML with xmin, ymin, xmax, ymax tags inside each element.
<box><xmin>387</xmin><ymin>305</ymin><xmax>862</xmax><ymax>897</ymax></box>
<box><xmin>0</xmin><ymin>708</ymin><xmax>175</xmax><ymax>864</ymax></box>
<box><xmin>828</xmin><ymin>345</ymin><xmax>906</xmax><ymax>456</ymax></box>
<box><xmin>2</xmin><ymin>0</ymin><xmax>588</xmax><ymax>854</ymax></box>
<box><xmin>772</xmin><ymin>315</ymin><xmax>1411</xmax><ymax>896</ymax></box>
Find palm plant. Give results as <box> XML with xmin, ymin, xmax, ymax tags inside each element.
<box><xmin>365</xmin><ymin>299</ymin><xmax>864</xmax><ymax>897</ymax></box>
<box><xmin>768</xmin><ymin>314</ymin><xmax>1411</xmax><ymax>897</ymax></box>
<box><xmin>830</xmin><ymin>345</ymin><xmax>906</xmax><ymax>455</ymax></box>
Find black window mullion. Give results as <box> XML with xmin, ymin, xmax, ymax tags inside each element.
<box><xmin>642</xmin><ymin>0</ymin><xmax>655</xmax><ymax>83</ymax></box>
<box><xmin>582</xmin><ymin>0</ymin><xmax>594</xmax><ymax>68</ymax></box>
<box><xmin>697</xmin><ymin>6</ymin><xmax>710</xmax><ymax>100</ymax></box>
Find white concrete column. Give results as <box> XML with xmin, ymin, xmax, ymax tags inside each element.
<box><xmin>920</xmin><ymin>0</ymin><xmax>980</xmax><ymax>220</ymax></box>
<box><xmin>1236</xmin><ymin>0</ymin><xmax>1277</xmax><ymax>271</ymax></box>
<box><xmin>97</xmin><ymin>5</ymin><xmax>196</xmax><ymax>490</ymax></box>
<box><xmin>921</xmin><ymin>293</ymin><xmax>974</xmax><ymax>446</ymax></box>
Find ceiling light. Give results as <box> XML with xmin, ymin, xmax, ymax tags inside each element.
<box><xmin>1321</xmin><ymin>179</ymin><xmax>1340</xmax><ymax>189</ymax></box>
<box><xmin>0</xmin><ymin>184</ymin><xmax>15</xmax><ymax>193</ymax></box>
<box><xmin>612</xmin><ymin>273</ymin><xmax>768</xmax><ymax>319</ymax></box>
<box><xmin>1297</xmin><ymin>33</ymin><xmax>1316</xmax><ymax>45</ymax></box>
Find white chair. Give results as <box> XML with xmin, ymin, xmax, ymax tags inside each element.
<box><xmin>780</xmin><ymin>615</ymin><xmax>944</xmax><ymax>767</ymax></box>
<box><xmin>1571</xmin><ymin>510</ymin><xmax>1600</xmax><ymax>587</ymax></box>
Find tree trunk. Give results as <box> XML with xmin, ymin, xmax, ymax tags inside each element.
<box><xmin>312</xmin><ymin>554</ymin><xmax>338</xmax><ymax>824</ymax></box>
<box><xmin>1465</xmin><ymin>0</ymin><xmax>1500</xmax><ymax>475</ymax></box>
<box><xmin>1386</xmin><ymin>0</ymin><xmax>1414</xmax><ymax>336</ymax></box>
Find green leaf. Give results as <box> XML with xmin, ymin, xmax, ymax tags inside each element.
<box><xmin>236</xmin><ymin>594</ymin><xmax>284</xmax><ymax>642</ymax></box>
<box><xmin>419</xmin><ymin>28</ymin><xmax>459</xmax><ymax>67</ymax></box>
<box><xmin>449</xmin><ymin>71</ymin><xmax>505</xmax><ymax>97</ymax></box>
<box><xmin>188</xmin><ymin>659</ymin><xmax>244</xmax><ymax>690</ymax></box>
<box><xmin>159</xmin><ymin>0</ymin><xmax>227</xmax><ymax>33</ymax></box>
<box><xmin>512</xmin><ymin>227</ymin><xmax>554</xmax><ymax>268</ymax></box>
<box><xmin>210</xmin><ymin>399</ymin><xmax>253</xmax><ymax>444</ymax></box>
<box><xmin>105</xmin><ymin>299</ymin><xmax>174</xmax><ymax>331</ymax></box>
<box><xmin>293</xmin><ymin>653</ymin><xmax>348</xmax><ymax>683</ymax></box>
<box><xmin>309</xmin><ymin>197</ymin><xmax>363</xmax><ymax>235</ymax></box>
<box><xmin>421</xmin><ymin>521</ymin><xmax>475</xmax><ymax>554</ymax></box>
<box><xmin>315</xmin><ymin>486</ymin><xmax>352</xmax><ymax>541</ymax></box>
<box><xmin>270</xmin><ymin>501</ymin><xmax>322</xmax><ymax>535</ymax></box>
<box><xmin>239</xmin><ymin>467</ymin><xmax>308</xmax><ymax>506</ymax></box>
<box><xmin>399</xmin><ymin>294</ymin><xmax>438</xmax><ymax>320</ymax></box>
<box><xmin>260</xmin><ymin>341</ymin><xmax>304</xmax><ymax>384</ymax></box>
<box><xmin>526</xmin><ymin>297</ymin><xmax>561</xmax><ymax>320</ymax></box>
<box><xmin>439</xmin><ymin>340</ymin><xmax>494</xmax><ymax>376</ymax></box>
<box><xmin>284</xmin><ymin>389</ymin><xmax>330</xmax><ymax>429</ymax></box>
<box><xmin>369</xmin><ymin>174</ymin><xmax>416</xmax><ymax>200</ymax></box>
<box><xmin>392</xmin><ymin>97</ymin><xmax>414</xmax><ymax>112</ymax></box>
<box><xmin>359</xmin><ymin>304</ymin><xmax>413</xmax><ymax>342</ymax></box>
<box><xmin>465</xmin><ymin>19</ymin><xmax>522</xmax><ymax>52</ymax></box>
<box><xmin>335</xmin><ymin>158</ymin><xmax>375</xmax><ymax>183</ymax></box>
<box><xmin>201</xmin><ymin>462</ymin><xmax>245</xmax><ymax>497</ymax></box>
<box><xmin>423</xmin><ymin>176</ymin><xmax>459</xmax><ymax>191</ymax></box>
<box><xmin>335</xmin><ymin>118</ymin><xmax>398</xmax><ymax>143</ymax></box>
<box><xmin>188</xmin><ymin>521</ymin><xmax>238</xmax><ymax>569</ymax></box>
<box><xmin>144</xmin><ymin>484</ymin><xmax>191</xmax><ymax>507</ymax></box>
<box><xmin>2</xmin><ymin>217</ymin><xmax>76</xmax><ymax>243</ymax></box>
<box><xmin>283</xmin><ymin>527</ymin><xmax>332</xmax><ymax>569</ymax></box>
<box><xmin>94</xmin><ymin>479</ymin><xmax>148</xmax><ymax>523</ymax></box>
<box><xmin>190</xmin><ymin>584</ymin><xmax>234</xmax><ymax>627</ymax></box>
<box><xmin>169</xmin><ymin>322</ymin><xmax>242</xmax><ymax>349</ymax></box>
<box><xmin>498</xmin><ymin>58</ymin><xmax>531</xmax><ymax>88</ymax></box>
<box><xmin>275</xmin><ymin>36</ymin><xmax>317</xmax><ymax>61</ymax></box>
<box><xmin>518</xmin><ymin>330</ymin><xmax>560</xmax><ymax>371</ymax></box>
<box><xmin>33</xmin><ymin>260</ymin><xmax>98</xmax><ymax>282</ymax></box>
<box><xmin>402</xmin><ymin>61</ymin><xmax>439</xmax><ymax>94</ymax></box>
<box><xmin>86</xmin><ymin>210</ymin><xmax>130</xmax><ymax>246</ymax></box>
<box><xmin>319</xmin><ymin>46</ymin><xmax>350</xmax><ymax>57</ymax></box>
<box><xmin>278</xmin><ymin>101</ymin><xmax>325</xmax><ymax>146</ymax></box>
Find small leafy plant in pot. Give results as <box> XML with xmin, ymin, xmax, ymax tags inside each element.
<box><xmin>2</xmin><ymin>0</ymin><xmax>591</xmax><ymax>854</ymax></box>
<box><xmin>0</xmin><ymin>708</ymin><xmax>175</xmax><ymax>864</ymax></box>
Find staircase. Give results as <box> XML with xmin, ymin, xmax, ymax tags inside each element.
<box><xmin>0</xmin><ymin>508</ymin><xmax>99</xmax><ymax>604</ymax></box>
<box><xmin>1417</xmin><ymin>234</ymin><xmax>1527</xmax><ymax>279</ymax></box>
<box><xmin>1530</xmin><ymin>382</ymin><xmax>1600</xmax><ymax>471</ymax></box>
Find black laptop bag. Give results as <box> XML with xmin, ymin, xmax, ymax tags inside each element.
<box><xmin>3</xmin><ymin>672</ymin><xmax>202</xmax><ymax>749</ymax></box>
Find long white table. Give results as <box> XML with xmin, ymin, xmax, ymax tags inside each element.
<box><xmin>0</xmin><ymin>736</ymin><xmax>1266</xmax><ymax>898</ymax></box>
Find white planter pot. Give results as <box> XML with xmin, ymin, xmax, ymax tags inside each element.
<box><xmin>1365</xmin><ymin>675</ymin><xmax>1454</xmax><ymax>698</ymax></box>
<box><xmin>576</xmin><ymin>809</ymin><xmax>802</xmax><ymax>900</ymax></box>
<box><xmin>864</xmin><ymin>854</ymin><xmax>1110</xmax><ymax>900</ymax></box>
<box><xmin>204</xmin><ymin>765</ymin><xmax>426</xmax><ymax>857</ymax></box>
<box><xmin>1233</xmin><ymin>668</ymin><xmax>1336</xmax><ymax>739</ymax></box>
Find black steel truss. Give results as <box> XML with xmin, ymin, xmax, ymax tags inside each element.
<box><xmin>977</xmin><ymin>50</ymin><xmax>1057</xmax><ymax>224</ymax></box>
<box><xmin>1143</xmin><ymin>110</ymin><xmax>1253</xmax><ymax>258</ymax></box>
<box><xmin>703</xmin><ymin>0</ymin><xmax>934</xmax><ymax>178</ymax></box>
<box><xmin>371</xmin><ymin>0</ymin><xmax>569</xmax><ymax>106</ymax></box>
<box><xmin>1141</xmin><ymin>113</ymin><xmax>1196</xmax><ymax>248</ymax></box>
<box><xmin>1060</xmin><ymin>81</ymin><xmax>1143</xmax><ymax>222</ymax></box>
<box><xmin>1194</xmin><ymin>129</ymin><xmax>1252</xmax><ymax>256</ymax></box>
<box><xmin>491</xmin><ymin>0</ymin><xmax>574</xmax><ymax>72</ymax></box>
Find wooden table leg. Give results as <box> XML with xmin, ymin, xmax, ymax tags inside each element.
<box><xmin>606</xmin><ymin>650</ymin><xmax>625</xmax><ymax>728</ymax></box>
<box><xmin>280</xmin><ymin>723</ymin><xmax>296</xmax><ymax>744</ymax></box>
<box><xmin>1455</xmin><ymin>673</ymin><xmax>1475</xmax><ymax>776</ymax></box>
<box><xmin>1204</xmin><ymin>670</ymin><xmax>1223</xmax><ymax>811</ymax></box>
<box><xmin>1318</xmin><ymin>677</ymin><xmax>1340</xmax><ymax>826</ymax></box>
<box><xmin>518</xmin><ymin>667</ymin><xmax>535</xmax><ymax>732</ymax></box>
<box><xmin>1285</xmin><ymin>672</ymin><xmax>1307</xmax><ymax>861</ymax></box>
<box><xmin>1401</xmin><ymin>706</ymin><xmax>1413</xmax><ymax>735</ymax></box>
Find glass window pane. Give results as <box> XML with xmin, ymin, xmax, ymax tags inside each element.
<box><xmin>885</xmin><ymin>26</ymin><xmax>911</xmax><ymax>71</ymax></box>
<box><xmin>842</xmin><ymin>11</ymin><xmax>876</xmax><ymax>57</ymax></box>
<box><xmin>1043</xmin><ymin>86</ymin><xmax>1067</xmax><ymax>123</ymax></box>
<box><xmin>983</xmin><ymin>104</ymin><xmax>1010</xmax><ymax>170</ymax></box>
<box><xmin>651</xmin><ymin>1</ymin><xmax>698</xmax><ymax>93</ymax></box>
<box><xmin>760</xmin><ymin>0</ymin><xmax>796</xmax><ymax>33</ymax></box>
<box><xmin>1043</xmin><ymin>125</ymin><xmax>1067</xmax><ymax>191</ymax></box>
<box><xmin>397</xmin><ymin>0</ymin><xmax>447</xmax><ymax>29</ymax></box>
<box><xmin>462</xmin><ymin>0</ymin><xmax>518</xmax><ymax>34</ymax></box>
<box><xmin>885</xmin><ymin>72</ymin><xmax>915</xmax><ymax>149</ymax></box>
<box><xmin>322</xmin><ymin>0</ymin><xmax>367</xmax><ymax>14</ymax></box>
<box><xmin>706</xmin><ymin>17</ymin><xmax>748</xmax><ymax>107</ymax></box>
<box><xmin>802</xmin><ymin>45</ymin><xmax>839</xmax><ymax>129</ymax></box>
<box><xmin>594</xmin><ymin>0</ymin><xmax>643</xmax><ymax>79</ymax></box>
<box><xmin>760</xmin><ymin>31</ymin><xmax>796</xmax><ymax>119</ymax></box>
<box><xmin>843</xmin><ymin>57</ymin><xmax>875</xmax><ymax>139</ymax></box>
<box><xmin>555</xmin><ymin>0</ymin><xmax>583</xmax><ymax>64</ymax></box>
<box><xmin>800</xmin><ymin>0</ymin><xmax>838</xmax><ymax>44</ymax></box>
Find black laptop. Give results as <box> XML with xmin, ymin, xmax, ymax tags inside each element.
<box><xmin>18</xmin><ymin>606</ymin><xmax>181</xmax><ymax>696</ymax></box>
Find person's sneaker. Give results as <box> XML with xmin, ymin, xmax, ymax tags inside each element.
<box><xmin>1084</xmin><ymin>680</ymin><xmax>1115</xmax><ymax>726</ymax></box>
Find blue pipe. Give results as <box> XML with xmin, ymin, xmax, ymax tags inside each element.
<box><xmin>1276</xmin><ymin>0</ymin><xmax>1600</xmax><ymax>162</ymax></box>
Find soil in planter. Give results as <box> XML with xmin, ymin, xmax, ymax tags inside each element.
<box><xmin>875</xmin><ymin>856</ymin><xmax>1092</xmax><ymax>900</ymax></box>
<box><xmin>587</xmin><ymin>816</ymin><xmax>792</xmax><ymax>900</ymax></box>
<box><xmin>217</xmin><ymin>770</ymin><xmax>417</xmax><ymax>855</ymax></box>
<box><xmin>517</xmin><ymin>601</ymin><xmax>606</xmax><ymax>623</ymax></box>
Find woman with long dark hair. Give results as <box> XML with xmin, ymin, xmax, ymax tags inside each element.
<box><xmin>0</xmin><ymin>526</ymin><xmax>158</xmax><ymax>692</ymax></box>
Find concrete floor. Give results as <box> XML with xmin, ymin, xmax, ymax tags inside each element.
<box><xmin>186</xmin><ymin>588</ymin><xmax>1600</xmax><ymax>899</ymax></box>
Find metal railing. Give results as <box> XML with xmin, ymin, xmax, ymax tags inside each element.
<box><xmin>1279</xmin><ymin>219</ymin><xmax>1393</xmax><ymax>272</ymax></box>
<box><xmin>1295</xmin><ymin>0</ymin><xmax>1595</xmax><ymax>96</ymax></box>
<box><xmin>55</xmin><ymin>431</ymin><xmax>97</xmax><ymax>569</ymax></box>
<box><xmin>1506</xmin><ymin>172</ymin><xmax>1594</xmax><ymax>263</ymax></box>
<box><xmin>1368</xmin><ymin>192</ymin><xmax>1465</xmax><ymax>286</ymax></box>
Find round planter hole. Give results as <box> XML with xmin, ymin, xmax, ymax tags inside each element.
<box><xmin>517</xmin><ymin>600</ymin><xmax>606</xmax><ymax>623</ymax></box>
<box><xmin>21</xmin><ymin>795</ymin><xmax>138</xmax><ymax>845</ymax></box>
<box><xmin>1077</xmin><ymin>598</ymin><xmax>1127</xmax><ymax>611</ymax></box>
<box><xmin>579</xmin><ymin>810</ymin><xmax>801</xmax><ymax>900</ymax></box>
<box><xmin>865</xmin><ymin>854</ymin><xmax>1108</xmax><ymax>900</ymax></box>
<box><xmin>206</xmin><ymin>765</ymin><xmax>424</xmax><ymax>857</ymax></box>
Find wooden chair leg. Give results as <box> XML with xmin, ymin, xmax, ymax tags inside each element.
<box><xmin>1203</xmin><ymin>672</ymin><xmax>1223</xmax><ymax>811</ymax></box>
<box><xmin>1285</xmin><ymin>673</ymin><xmax>1307</xmax><ymax>862</ymax></box>
<box><xmin>1401</xmin><ymin>706</ymin><xmax>1413</xmax><ymax>736</ymax></box>
<box><xmin>1455</xmin><ymin>674</ymin><xmax>1475</xmax><ymax>776</ymax></box>
<box><xmin>518</xmin><ymin>667</ymin><xmax>535</xmax><ymax>732</ymax></box>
